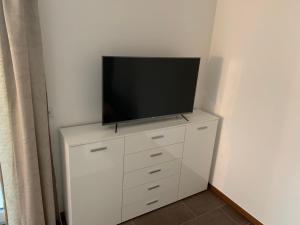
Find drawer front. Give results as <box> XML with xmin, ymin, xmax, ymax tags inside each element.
<box><xmin>69</xmin><ymin>138</ymin><xmax>124</xmax><ymax>225</ymax></box>
<box><xmin>122</xmin><ymin>187</ymin><xmax>178</xmax><ymax>222</ymax></box>
<box><xmin>123</xmin><ymin>160</ymin><xmax>181</xmax><ymax>189</ymax></box>
<box><xmin>70</xmin><ymin>138</ymin><xmax>124</xmax><ymax>178</ymax></box>
<box><xmin>124</xmin><ymin>144</ymin><xmax>183</xmax><ymax>172</ymax></box>
<box><xmin>125</xmin><ymin>126</ymin><xmax>186</xmax><ymax>154</ymax></box>
<box><xmin>123</xmin><ymin>175</ymin><xmax>179</xmax><ymax>205</ymax></box>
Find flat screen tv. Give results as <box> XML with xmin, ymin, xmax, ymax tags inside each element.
<box><xmin>102</xmin><ymin>56</ymin><xmax>200</xmax><ymax>125</ymax></box>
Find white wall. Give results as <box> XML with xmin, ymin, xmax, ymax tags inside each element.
<box><xmin>38</xmin><ymin>0</ymin><xmax>218</xmax><ymax>210</ymax></box>
<box><xmin>205</xmin><ymin>0</ymin><xmax>300</xmax><ymax>224</ymax></box>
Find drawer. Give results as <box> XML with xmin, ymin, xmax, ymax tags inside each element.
<box><xmin>125</xmin><ymin>126</ymin><xmax>186</xmax><ymax>154</ymax></box>
<box><xmin>124</xmin><ymin>144</ymin><xmax>183</xmax><ymax>172</ymax></box>
<box><xmin>123</xmin><ymin>160</ymin><xmax>181</xmax><ymax>189</ymax></box>
<box><xmin>122</xmin><ymin>187</ymin><xmax>178</xmax><ymax>221</ymax></box>
<box><xmin>123</xmin><ymin>175</ymin><xmax>179</xmax><ymax>205</ymax></box>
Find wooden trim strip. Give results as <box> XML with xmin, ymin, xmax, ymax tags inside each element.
<box><xmin>208</xmin><ymin>184</ymin><xmax>263</xmax><ymax>225</ymax></box>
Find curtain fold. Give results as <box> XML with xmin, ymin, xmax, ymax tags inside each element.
<box><xmin>0</xmin><ymin>0</ymin><xmax>58</xmax><ymax>225</ymax></box>
<box><xmin>0</xmin><ymin>38</ymin><xmax>19</xmax><ymax>225</ymax></box>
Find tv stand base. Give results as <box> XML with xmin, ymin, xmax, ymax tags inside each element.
<box><xmin>181</xmin><ymin>114</ymin><xmax>189</xmax><ymax>122</ymax></box>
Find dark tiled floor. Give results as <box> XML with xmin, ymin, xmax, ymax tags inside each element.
<box><xmin>122</xmin><ymin>190</ymin><xmax>252</xmax><ymax>225</ymax></box>
<box><xmin>61</xmin><ymin>190</ymin><xmax>252</xmax><ymax>225</ymax></box>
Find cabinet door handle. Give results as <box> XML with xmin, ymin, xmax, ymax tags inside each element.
<box><xmin>151</xmin><ymin>135</ymin><xmax>164</xmax><ymax>139</ymax></box>
<box><xmin>148</xmin><ymin>185</ymin><xmax>160</xmax><ymax>191</ymax></box>
<box><xmin>90</xmin><ymin>147</ymin><xmax>107</xmax><ymax>152</ymax></box>
<box><xmin>148</xmin><ymin>169</ymin><xmax>162</xmax><ymax>174</ymax></box>
<box><xmin>197</xmin><ymin>126</ymin><xmax>208</xmax><ymax>130</ymax></box>
<box><xmin>146</xmin><ymin>199</ymin><xmax>159</xmax><ymax>206</ymax></box>
<box><xmin>150</xmin><ymin>152</ymin><xmax>163</xmax><ymax>158</ymax></box>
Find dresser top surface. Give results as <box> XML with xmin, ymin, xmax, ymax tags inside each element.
<box><xmin>60</xmin><ymin>110</ymin><xmax>218</xmax><ymax>146</ymax></box>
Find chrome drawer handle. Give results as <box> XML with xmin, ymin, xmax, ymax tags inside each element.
<box><xmin>151</xmin><ymin>135</ymin><xmax>164</xmax><ymax>139</ymax></box>
<box><xmin>148</xmin><ymin>185</ymin><xmax>160</xmax><ymax>191</ymax></box>
<box><xmin>150</xmin><ymin>152</ymin><xmax>163</xmax><ymax>158</ymax></box>
<box><xmin>149</xmin><ymin>169</ymin><xmax>162</xmax><ymax>174</ymax></box>
<box><xmin>146</xmin><ymin>199</ymin><xmax>159</xmax><ymax>206</ymax></box>
<box><xmin>90</xmin><ymin>147</ymin><xmax>107</xmax><ymax>152</ymax></box>
<box><xmin>197</xmin><ymin>126</ymin><xmax>208</xmax><ymax>130</ymax></box>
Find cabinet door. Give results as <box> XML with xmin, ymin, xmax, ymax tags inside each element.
<box><xmin>69</xmin><ymin>138</ymin><xmax>124</xmax><ymax>225</ymax></box>
<box><xmin>179</xmin><ymin>120</ymin><xmax>218</xmax><ymax>199</ymax></box>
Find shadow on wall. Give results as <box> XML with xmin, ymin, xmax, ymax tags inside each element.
<box><xmin>203</xmin><ymin>56</ymin><xmax>244</xmax><ymax>186</ymax></box>
<box><xmin>201</xmin><ymin>57</ymin><xmax>224</xmax><ymax>184</ymax></box>
<box><xmin>209</xmin><ymin>116</ymin><xmax>223</xmax><ymax>183</ymax></box>
<box><xmin>202</xmin><ymin>57</ymin><xmax>224</xmax><ymax>112</ymax></box>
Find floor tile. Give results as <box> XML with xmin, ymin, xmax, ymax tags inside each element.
<box><xmin>182</xmin><ymin>209</ymin><xmax>237</xmax><ymax>225</ymax></box>
<box><xmin>183</xmin><ymin>191</ymin><xmax>225</xmax><ymax>216</ymax></box>
<box><xmin>133</xmin><ymin>201</ymin><xmax>195</xmax><ymax>225</ymax></box>
<box><xmin>221</xmin><ymin>205</ymin><xmax>250</xmax><ymax>225</ymax></box>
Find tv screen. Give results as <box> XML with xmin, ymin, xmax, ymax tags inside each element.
<box><xmin>102</xmin><ymin>56</ymin><xmax>200</xmax><ymax>124</ymax></box>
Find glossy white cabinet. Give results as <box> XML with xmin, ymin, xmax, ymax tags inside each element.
<box><xmin>179</xmin><ymin>120</ymin><xmax>218</xmax><ymax>199</ymax></box>
<box><xmin>60</xmin><ymin>110</ymin><xmax>219</xmax><ymax>225</ymax></box>
<box><xmin>66</xmin><ymin>139</ymin><xmax>124</xmax><ymax>225</ymax></box>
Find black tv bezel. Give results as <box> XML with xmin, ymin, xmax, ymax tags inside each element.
<box><xmin>101</xmin><ymin>56</ymin><xmax>200</xmax><ymax>125</ymax></box>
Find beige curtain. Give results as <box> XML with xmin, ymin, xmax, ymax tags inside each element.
<box><xmin>0</xmin><ymin>0</ymin><xmax>58</xmax><ymax>225</ymax></box>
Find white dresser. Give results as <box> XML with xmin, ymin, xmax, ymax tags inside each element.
<box><xmin>60</xmin><ymin>110</ymin><xmax>219</xmax><ymax>225</ymax></box>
